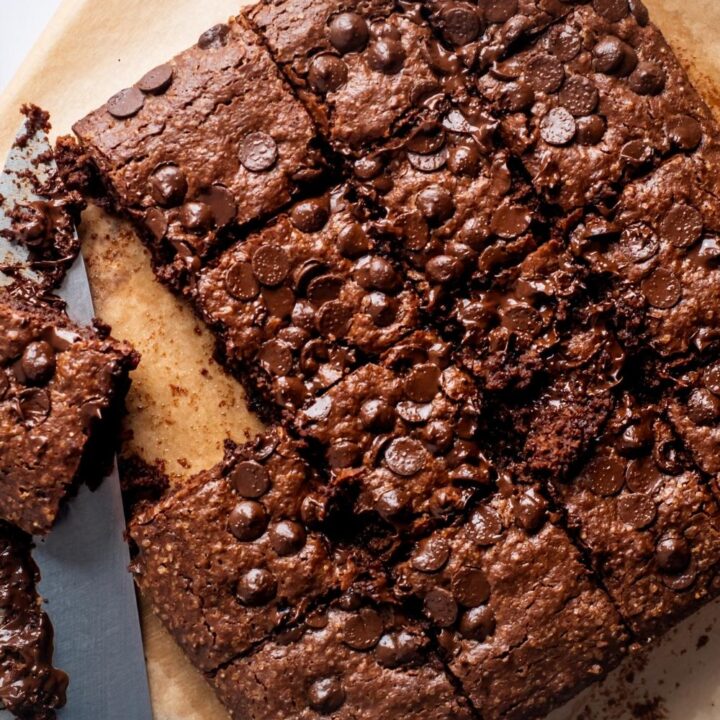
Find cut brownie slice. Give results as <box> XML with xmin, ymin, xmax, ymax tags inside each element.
<box><xmin>128</xmin><ymin>427</ymin><xmax>352</xmax><ymax>672</ymax></box>
<box><xmin>477</xmin><ymin>2</ymin><xmax>716</xmax><ymax>210</ymax></box>
<box><xmin>195</xmin><ymin>186</ymin><xmax>419</xmax><ymax>420</ymax></box>
<box><xmin>245</xmin><ymin>0</ymin><xmax>449</xmax><ymax>156</ymax></box>
<box><xmin>573</xmin><ymin>142</ymin><xmax>720</xmax><ymax>359</ymax></box>
<box><xmin>72</xmin><ymin>15</ymin><xmax>323</xmax><ymax>286</ymax></box>
<box><xmin>0</xmin><ymin>290</ymin><xmax>138</xmax><ymax>534</ymax></box>
<box><xmin>0</xmin><ymin>524</ymin><xmax>68</xmax><ymax>720</ymax></box>
<box><xmin>353</xmin><ymin>100</ymin><xmax>542</xmax><ymax>309</ymax></box>
<box><xmin>211</xmin><ymin>596</ymin><xmax>475</xmax><ymax>720</ymax></box>
<box><xmin>392</xmin><ymin>487</ymin><xmax>628</xmax><ymax>720</ymax></box>
<box><xmin>297</xmin><ymin>331</ymin><xmax>491</xmax><ymax>530</ymax></box>
<box><xmin>553</xmin><ymin>397</ymin><xmax>720</xmax><ymax>640</ymax></box>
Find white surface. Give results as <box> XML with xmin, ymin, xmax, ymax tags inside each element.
<box><xmin>0</xmin><ymin>0</ymin><xmax>63</xmax><ymax>95</ymax></box>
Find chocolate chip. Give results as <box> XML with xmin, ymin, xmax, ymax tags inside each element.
<box><xmin>328</xmin><ymin>12</ymin><xmax>369</xmax><ymax>54</ymax></box>
<box><xmin>621</xmin><ymin>223</ymin><xmax>659</xmax><ymax>263</ymax></box>
<box><xmin>259</xmin><ymin>340</ymin><xmax>293</xmax><ymax>377</ymax></box>
<box><xmin>353</xmin><ymin>156</ymin><xmax>384</xmax><ymax>180</ymax></box>
<box><xmin>447</xmin><ymin>143</ymin><xmax>480</xmax><ymax>177</ymax></box>
<box><xmin>107</xmin><ymin>87</ymin><xmax>144</xmax><ymax>119</ymax></box>
<box><xmin>385</xmin><ymin>437</ymin><xmax>427</xmax><ymax>476</ymax></box>
<box><xmin>452</xmin><ymin>568</ymin><xmax>490</xmax><ymax>608</ymax></box>
<box><xmin>641</xmin><ymin>268</ymin><xmax>682</xmax><ymax>309</ymax></box>
<box><xmin>367</xmin><ymin>37</ymin><xmax>406</xmax><ymax>75</ymax></box>
<box><xmin>403</xmin><ymin>364</ymin><xmax>440</xmax><ymax>404</ymax></box>
<box><xmin>338</xmin><ymin>223</ymin><xmax>371</xmax><ymax>258</ymax></box>
<box><xmin>491</xmin><ymin>203</ymin><xmax>532</xmax><ymax>239</ymax></box>
<box><xmin>655</xmin><ymin>535</ymin><xmax>691</xmax><ymax>574</ymax></box>
<box><xmin>559</xmin><ymin>76</ymin><xmax>599</xmax><ymax>117</ymax></box>
<box><xmin>137</xmin><ymin>64</ymin><xmax>174</xmax><ymax>94</ymax></box>
<box><xmin>629</xmin><ymin>0</ymin><xmax>650</xmax><ymax>24</ymax></box>
<box><xmin>317</xmin><ymin>300</ymin><xmax>353</xmax><ymax>338</ymax></box>
<box><xmin>617</xmin><ymin>494</ymin><xmax>657</xmax><ymax>530</ymax></box>
<box><xmin>667</xmin><ymin>115</ymin><xmax>703</xmax><ymax>151</ymax></box>
<box><xmin>426</xmin><ymin>254</ymin><xmax>464</xmax><ymax>284</ymax></box>
<box><xmin>291</xmin><ymin>198</ymin><xmax>330</xmax><ymax>233</ymax></box>
<box><xmin>225</xmin><ymin>261</ymin><xmax>260</xmax><ymax>301</ymax></box>
<box><xmin>408</xmin><ymin>149</ymin><xmax>448</xmax><ymax>173</ymax></box>
<box><xmin>579</xmin><ymin>449</ymin><xmax>626</xmax><ymax>496</ymax></box>
<box><xmin>416</xmin><ymin>185</ymin><xmax>455</xmax><ymax>225</ymax></box>
<box><xmin>229</xmin><ymin>460</ymin><xmax>271</xmax><ymax>498</ymax></box>
<box><xmin>239</xmin><ymin>132</ymin><xmax>278</xmax><ymax>172</ymax></box>
<box><xmin>308</xmin><ymin>677</ymin><xmax>346</xmax><ymax>713</ymax></box>
<box><xmin>144</xmin><ymin>208</ymin><xmax>168</xmax><ymax>240</ymax></box>
<box><xmin>269</xmin><ymin>520</ymin><xmax>307</xmax><ymax>556</ymax></box>
<box><xmin>228</xmin><ymin>501</ymin><xmax>269</xmax><ymax>541</ymax></box>
<box><xmin>180</xmin><ymin>202</ymin><xmax>214</xmax><ymax>232</ymax></box>
<box><xmin>704</xmin><ymin>362</ymin><xmax>720</xmax><ymax>396</ymax></box>
<box><xmin>628</xmin><ymin>62</ymin><xmax>666</xmax><ymax>95</ymax></box>
<box><xmin>548</xmin><ymin>25</ymin><xmax>582</xmax><ymax>62</ymax></box>
<box><xmin>514</xmin><ymin>489</ymin><xmax>547</xmax><ymax>531</ymax></box>
<box><xmin>593</xmin><ymin>36</ymin><xmax>637</xmax><ymax>76</ymax></box>
<box><xmin>327</xmin><ymin>440</ymin><xmax>361</xmax><ymax>469</ymax></box>
<box><xmin>19</xmin><ymin>388</ymin><xmax>50</xmax><ymax>426</ymax></box>
<box><xmin>501</xmin><ymin>303</ymin><xmax>543</xmax><ymax>336</ymax></box>
<box><xmin>252</xmin><ymin>245</ymin><xmax>290</xmax><ymax>287</ymax></box>
<box><xmin>423</xmin><ymin>587</ymin><xmax>458</xmax><ymax>627</ymax></box>
<box><xmin>197</xmin><ymin>185</ymin><xmax>237</xmax><ymax>227</ymax></box>
<box><xmin>262</xmin><ymin>287</ymin><xmax>296</xmax><ymax>318</ymax></box>
<box><xmin>660</xmin><ymin>205</ymin><xmax>703</xmax><ymax>249</ymax></box>
<box><xmin>307</xmin><ymin>275</ymin><xmax>344</xmax><ymax>307</ymax></box>
<box><xmin>663</xmin><ymin>567</ymin><xmax>698</xmax><ymax>591</ymax></box>
<box><xmin>617</xmin><ymin>420</ymin><xmax>654</xmax><ymax>456</ymax></box>
<box><xmin>438</xmin><ymin>3</ymin><xmax>482</xmax><ymax>46</ymax></box>
<box><xmin>343</xmin><ymin>608</ymin><xmax>384</xmax><ymax>650</ymax></box>
<box><xmin>469</xmin><ymin>505</ymin><xmax>503</xmax><ymax>545</ymax></box>
<box><xmin>354</xmin><ymin>255</ymin><xmax>399</xmax><ymax>293</ymax></box>
<box><xmin>459</xmin><ymin>605</ymin><xmax>496</xmax><ymax>641</ymax></box>
<box><xmin>540</xmin><ymin>107</ymin><xmax>576</xmax><ymax>146</ymax></box>
<box><xmin>576</xmin><ymin>115</ymin><xmax>607</xmax><ymax>145</ymax></box>
<box><xmin>0</xmin><ymin>372</ymin><xmax>8</xmax><ymax>400</ymax></box>
<box><xmin>687</xmin><ymin>388</ymin><xmax>720</xmax><ymax>425</ymax></box>
<box><xmin>621</xmin><ymin>139</ymin><xmax>653</xmax><ymax>168</ymax></box>
<box><xmin>365</xmin><ymin>292</ymin><xmax>399</xmax><ymax>327</ymax></box>
<box><xmin>376</xmin><ymin>631</ymin><xmax>423</xmax><ymax>668</ymax></box>
<box><xmin>525</xmin><ymin>54</ymin><xmax>565</xmax><ymax>94</ymax></box>
<box><xmin>309</xmin><ymin>54</ymin><xmax>349</xmax><ymax>93</ymax></box>
<box><xmin>21</xmin><ymin>341</ymin><xmax>55</xmax><ymax>384</ymax></box>
<box><xmin>375</xmin><ymin>488</ymin><xmax>409</xmax><ymax>520</ymax></box>
<box><xmin>360</xmin><ymin>399</ymin><xmax>395</xmax><ymax>431</ymax></box>
<box><xmin>485</xmin><ymin>0</ymin><xmax>518</xmax><ymax>23</ymax></box>
<box><xmin>237</xmin><ymin>568</ymin><xmax>277</xmax><ymax>606</ymax></box>
<box><xmin>593</xmin><ymin>0</ymin><xmax>629</xmax><ymax>21</ymax></box>
<box><xmin>412</xmin><ymin>537</ymin><xmax>451</xmax><ymax>573</ymax></box>
<box><xmin>198</xmin><ymin>23</ymin><xmax>230</xmax><ymax>49</ymax></box>
<box><xmin>149</xmin><ymin>164</ymin><xmax>187</xmax><ymax>207</ymax></box>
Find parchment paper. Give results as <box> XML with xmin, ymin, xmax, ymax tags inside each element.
<box><xmin>2</xmin><ymin>1</ymin><xmax>720</xmax><ymax>718</ymax></box>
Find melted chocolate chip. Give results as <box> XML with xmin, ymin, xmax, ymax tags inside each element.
<box><xmin>470</xmin><ymin>505</ymin><xmax>503</xmax><ymax>545</ymax></box>
<box><xmin>485</xmin><ymin>0</ymin><xmax>518</xmax><ymax>23</ymax></box>
<box><xmin>426</xmin><ymin>254</ymin><xmax>464</xmax><ymax>284</ymax></box>
<box><xmin>416</xmin><ymin>186</ymin><xmax>455</xmax><ymax>225</ymax></box>
<box><xmin>660</xmin><ymin>204</ymin><xmax>703</xmax><ymax>249</ymax></box>
<box><xmin>252</xmin><ymin>245</ymin><xmax>291</xmax><ymax>287</ymax></box>
<box><xmin>19</xmin><ymin>388</ymin><xmax>50</xmax><ymax>426</ymax></box>
<box><xmin>385</xmin><ymin>438</ymin><xmax>427</xmax><ymax>476</ymax></box>
<box><xmin>593</xmin><ymin>0</ymin><xmax>630</xmax><ymax>22</ymax></box>
<box><xmin>704</xmin><ymin>362</ymin><xmax>720</xmax><ymax>396</ymax></box>
<box><xmin>20</xmin><ymin>342</ymin><xmax>56</xmax><ymax>384</ymax></box>
<box><xmin>229</xmin><ymin>460</ymin><xmax>271</xmax><ymax>498</ymax></box>
<box><xmin>307</xmin><ymin>275</ymin><xmax>344</xmax><ymax>307</ymax></box>
<box><xmin>309</xmin><ymin>54</ymin><xmax>349</xmax><ymax>93</ymax></box>
<box><xmin>291</xmin><ymin>198</ymin><xmax>330</xmax><ymax>233</ymax></box>
<box><xmin>593</xmin><ymin>36</ymin><xmax>637</xmax><ymax>76</ymax></box>
<box><xmin>197</xmin><ymin>185</ymin><xmax>237</xmax><ymax>227</ymax></box>
<box><xmin>236</xmin><ymin>568</ymin><xmax>277</xmax><ymax>606</ymax></box>
<box><xmin>548</xmin><ymin>25</ymin><xmax>582</xmax><ymax>62</ymax></box>
<box><xmin>424</xmin><ymin>587</ymin><xmax>458</xmax><ymax>627</ymax></box>
<box><xmin>308</xmin><ymin>677</ymin><xmax>346</xmax><ymax>713</ymax></box>
<box><xmin>327</xmin><ymin>440</ymin><xmax>361</xmax><ymax>469</ymax></box>
<box><xmin>269</xmin><ymin>520</ymin><xmax>306</xmax><ymax>556</ymax></box>
<box><xmin>491</xmin><ymin>203</ymin><xmax>532</xmax><ymax>239</ymax></box>
<box><xmin>580</xmin><ymin>449</ymin><xmax>627</xmax><ymax>497</ymax></box>
<box><xmin>137</xmin><ymin>64</ymin><xmax>174</xmax><ymax>94</ymax></box>
<box><xmin>687</xmin><ymin>388</ymin><xmax>720</xmax><ymax>426</ymax></box>
<box><xmin>0</xmin><ymin>372</ymin><xmax>9</xmax><ymax>400</ymax></box>
<box><xmin>514</xmin><ymin>489</ymin><xmax>547</xmax><ymax>531</ymax></box>
<box><xmin>376</xmin><ymin>631</ymin><xmax>423</xmax><ymax>668</ymax></box>
<box><xmin>540</xmin><ymin>107</ymin><xmax>577</xmax><ymax>146</ymax></box>
<box><xmin>150</xmin><ymin>164</ymin><xmax>187</xmax><ymax>207</ymax></box>
<box><xmin>144</xmin><ymin>208</ymin><xmax>168</xmax><ymax>240</ymax></box>
<box><xmin>343</xmin><ymin>608</ymin><xmax>384</xmax><ymax>650</ymax></box>
<box><xmin>328</xmin><ymin>12</ymin><xmax>369</xmax><ymax>54</ymax></box>
<box><xmin>667</xmin><ymin>115</ymin><xmax>703</xmax><ymax>151</ymax></box>
<box><xmin>525</xmin><ymin>54</ymin><xmax>565</xmax><ymax>94</ymax></box>
<box><xmin>408</xmin><ymin>149</ymin><xmax>448</xmax><ymax>173</ymax></box>
<box><xmin>404</xmin><ymin>364</ymin><xmax>441</xmax><ymax>403</ymax></box>
<box><xmin>459</xmin><ymin>605</ymin><xmax>496</xmax><ymax>641</ymax></box>
<box><xmin>360</xmin><ymin>399</ymin><xmax>395</xmax><ymax>431</ymax></box>
<box><xmin>355</xmin><ymin>256</ymin><xmax>399</xmax><ymax>293</ymax></box>
<box><xmin>239</xmin><ymin>132</ymin><xmax>278</xmax><ymax>172</ymax></box>
<box><xmin>412</xmin><ymin>537</ymin><xmax>451</xmax><ymax>573</ymax></box>
<box><xmin>559</xmin><ymin>76</ymin><xmax>599</xmax><ymax>117</ymax></box>
<box><xmin>617</xmin><ymin>494</ymin><xmax>657</xmax><ymax>530</ymax></box>
<box><xmin>107</xmin><ymin>87</ymin><xmax>145</xmax><ymax>119</ymax></box>
<box><xmin>641</xmin><ymin>268</ymin><xmax>682</xmax><ymax>309</ymax></box>
<box><xmin>502</xmin><ymin>81</ymin><xmax>535</xmax><ymax>112</ymax></box>
<box><xmin>452</xmin><ymin>568</ymin><xmax>490</xmax><ymax>607</ymax></box>
<box><xmin>180</xmin><ymin>202</ymin><xmax>214</xmax><ymax>232</ymax></box>
<box><xmin>576</xmin><ymin>115</ymin><xmax>607</xmax><ymax>145</ymax></box>
<box><xmin>263</xmin><ymin>287</ymin><xmax>296</xmax><ymax>318</ymax></box>
<box><xmin>655</xmin><ymin>535</ymin><xmax>691</xmax><ymax>574</ymax></box>
<box><xmin>438</xmin><ymin>4</ymin><xmax>482</xmax><ymax>46</ymax></box>
<box><xmin>629</xmin><ymin>62</ymin><xmax>666</xmax><ymax>96</ymax></box>
<box><xmin>447</xmin><ymin>143</ymin><xmax>480</xmax><ymax>177</ymax></box>
<box><xmin>198</xmin><ymin>23</ymin><xmax>230</xmax><ymax>49</ymax></box>
<box><xmin>338</xmin><ymin>223</ymin><xmax>371</xmax><ymax>258</ymax></box>
<box><xmin>225</xmin><ymin>261</ymin><xmax>260</xmax><ymax>301</ymax></box>
<box><xmin>621</xmin><ymin>223</ymin><xmax>659</xmax><ymax>263</ymax></box>
<box><xmin>317</xmin><ymin>300</ymin><xmax>353</xmax><ymax>338</ymax></box>
<box><xmin>367</xmin><ymin>37</ymin><xmax>406</xmax><ymax>75</ymax></box>
<box><xmin>259</xmin><ymin>340</ymin><xmax>294</xmax><ymax>376</ymax></box>
<box><xmin>228</xmin><ymin>501</ymin><xmax>269</xmax><ymax>541</ymax></box>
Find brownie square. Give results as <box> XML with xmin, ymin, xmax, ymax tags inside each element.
<box><xmin>211</xmin><ymin>597</ymin><xmax>475</xmax><ymax>720</ymax></box>
<box><xmin>195</xmin><ymin>186</ymin><xmax>419</xmax><ymax>420</ymax></box>
<box><xmin>128</xmin><ymin>427</ymin><xmax>350</xmax><ymax>672</ymax></box>
<box><xmin>553</xmin><ymin>399</ymin><xmax>720</xmax><ymax>639</ymax></box>
<box><xmin>72</xmin><ymin>16</ymin><xmax>323</xmax><ymax>285</ymax></box>
<box><xmin>0</xmin><ymin>290</ymin><xmax>138</xmax><ymax>534</ymax></box>
<box><xmin>353</xmin><ymin>99</ymin><xmax>542</xmax><ymax>309</ymax></box>
<box><xmin>297</xmin><ymin>331</ymin><xmax>490</xmax><ymax>529</ymax></box>
<box><xmin>477</xmin><ymin>3</ymin><xmax>716</xmax><ymax>210</ymax></box>
<box><xmin>245</xmin><ymin>0</ymin><xmax>448</xmax><ymax>156</ymax></box>
<box><xmin>574</xmin><ymin>143</ymin><xmax>720</xmax><ymax>359</ymax></box>
<box><xmin>0</xmin><ymin>523</ymin><xmax>67</xmax><ymax>720</ymax></box>
<box><xmin>393</xmin><ymin>488</ymin><xmax>628</xmax><ymax>720</ymax></box>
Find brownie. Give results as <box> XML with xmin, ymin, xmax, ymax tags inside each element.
<box><xmin>211</xmin><ymin>596</ymin><xmax>475</xmax><ymax>720</ymax></box>
<box><xmin>477</xmin><ymin>2</ymin><xmax>716</xmax><ymax>210</ymax></box>
<box><xmin>128</xmin><ymin>427</ymin><xmax>353</xmax><ymax>672</ymax></box>
<box><xmin>245</xmin><ymin>0</ymin><xmax>449</xmax><ymax>156</ymax></box>
<box><xmin>297</xmin><ymin>331</ymin><xmax>491</xmax><ymax>529</ymax></box>
<box><xmin>0</xmin><ymin>290</ymin><xmax>138</xmax><ymax>534</ymax></box>
<box><xmin>195</xmin><ymin>186</ymin><xmax>419</xmax><ymax>419</ymax></box>
<box><xmin>392</xmin><ymin>488</ymin><xmax>628</xmax><ymax>720</ymax></box>
<box><xmin>572</xmin><ymin>142</ymin><xmax>720</xmax><ymax>360</ymax></box>
<box><xmin>353</xmin><ymin>99</ymin><xmax>542</xmax><ymax>308</ymax></box>
<box><xmin>72</xmin><ymin>16</ymin><xmax>323</xmax><ymax>285</ymax></box>
<box><xmin>0</xmin><ymin>524</ymin><xmax>68</xmax><ymax>720</ymax></box>
<box><xmin>552</xmin><ymin>397</ymin><xmax>720</xmax><ymax>640</ymax></box>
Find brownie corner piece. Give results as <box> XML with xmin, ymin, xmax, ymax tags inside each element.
<box><xmin>0</xmin><ymin>523</ymin><xmax>68</xmax><ymax>719</ymax></box>
<box><xmin>211</xmin><ymin>594</ymin><xmax>475</xmax><ymax>720</ymax></box>
<box><xmin>128</xmin><ymin>426</ymin><xmax>349</xmax><ymax>673</ymax></box>
<box><xmin>0</xmin><ymin>290</ymin><xmax>138</xmax><ymax>534</ymax></box>
<box><xmin>71</xmin><ymin>14</ymin><xmax>324</xmax><ymax>284</ymax></box>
